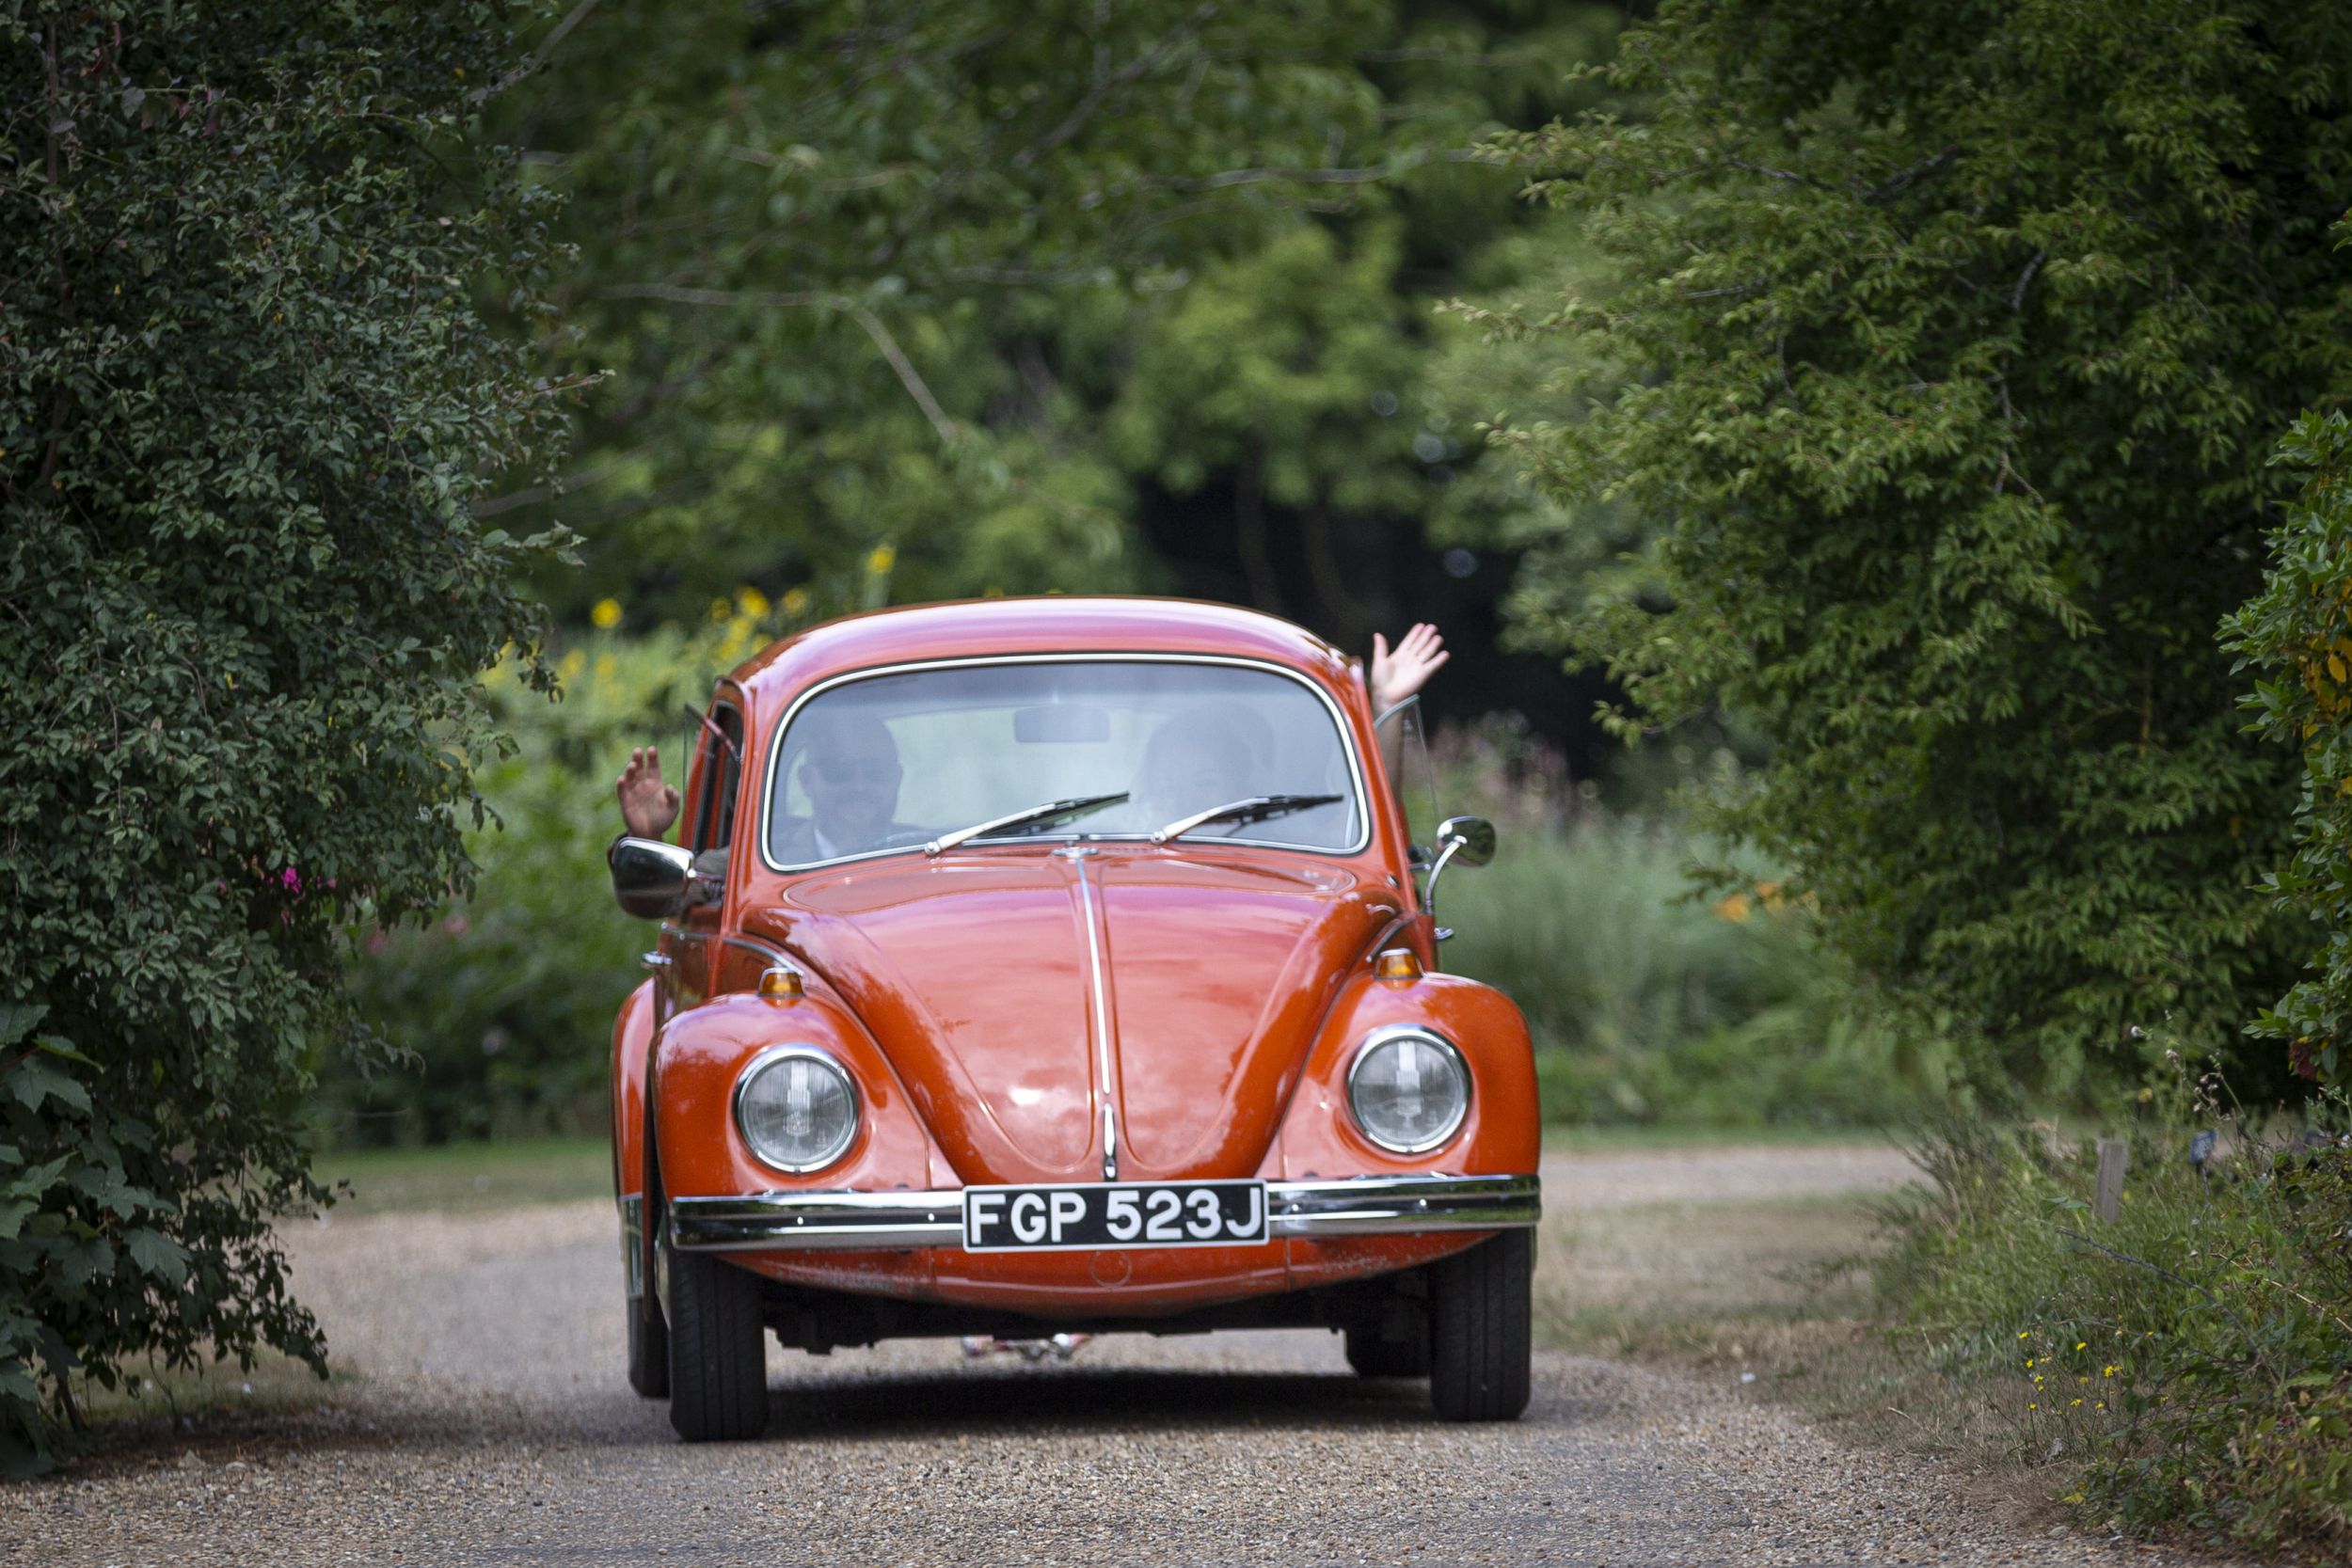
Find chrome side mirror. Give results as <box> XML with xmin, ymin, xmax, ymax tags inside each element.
<box><xmin>1424</xmin><ymin>816</ymin><xmax>1496</xmax><ymax>940</ymax></box>
<box><xmin>610</xmin><ymin>836</ymin><xmax>695</xmax><ymax>919</ymax></box>
<box><xmin>1436</xmin><ymin>815</ymin><xmax>1495</xmax><ymax>868</ymax></box>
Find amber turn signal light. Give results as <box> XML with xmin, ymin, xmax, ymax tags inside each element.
<box><xmin>1373</xmin><ymin>947</ymin><xmax>1422</xmax><ymax>984</ymax></box>
<box><xmin>758</xmin><ymin>965</ymin><xmax>805</xmax><ymax>1002</ymax></box>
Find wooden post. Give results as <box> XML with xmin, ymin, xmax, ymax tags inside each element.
<box><xmin>2094</xmin><ymin>1137</ymin><xmax>2129</xmax><ymax>1225</ymax></box>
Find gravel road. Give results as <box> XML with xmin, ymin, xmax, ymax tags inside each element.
<box><xmin>8</xmin><ymin>1145</ymin><xmax>2238</xmax><ymax>1567</ymax></box>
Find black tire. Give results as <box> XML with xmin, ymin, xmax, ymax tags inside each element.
<box><xmin>665</xmin><ymin>1248</ymin><xmax>768</xmax><ymax>1441</ymax></box>
<box><xmin>1428</xmin><ymin>1229</ymin><xmax>1532</xmax><ymax>1421</ymax></box>
<box><xmin>628</xmin><ymin>1292</ymin><xmax>670</xmax><ymax>1398</ymax></box>
<box><xmin>1345</xmin><ymin>1323</ymin><xmax>1431</xmax><ymax>1379</ymax></box>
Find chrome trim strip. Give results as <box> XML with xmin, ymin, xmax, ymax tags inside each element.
<box><xmin>1266</xmin><ymin>1173</ymin><xmax>1537</xmax><ymax>1236</ymax></box>
<box><xmin>1060</xmin><ymin>846</ymin><xmax>1120</xmax><ymax>1182</ymax></box>
<box><xmin>755</xmin><ymin>652</ymin><xmax>1374</xmax><ymax>874</ymax></box>
<box><xmin>666</xmin><ymin>1174</ymin><xmax>1539</xmax><ymax>1252</ymax></box>
<box><xmin>670</xmin><ymin>1191</ymin><xmax>967</xmax><ymax>1251</ymax></box>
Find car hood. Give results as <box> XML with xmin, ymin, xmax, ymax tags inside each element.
<box><xmin>767</xmin><ymin>850</ymin><xmax>1399</xmax><ymax>1184</ymax></box>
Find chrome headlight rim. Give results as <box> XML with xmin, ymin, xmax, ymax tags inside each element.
<box><xmin>1344</xmin><ymin>1023</ymin><xmax>1471</xmax><ymax>1155</ymax></box>
<box><xmin>731</xmin><ymin>1044</ymin><xmax>861</xmax><ymax>1175</ymax></box>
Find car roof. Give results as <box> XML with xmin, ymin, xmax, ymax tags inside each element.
<box><xmin>728</xmin><ymin>596</ymin><xmax>1359</xmax><ymax>705</ymax></box>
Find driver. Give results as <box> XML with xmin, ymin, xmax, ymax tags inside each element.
<box><xmin>770</xmin><ymin>709</ymin><xmax>911</xmax><ymax>863</ymax></box>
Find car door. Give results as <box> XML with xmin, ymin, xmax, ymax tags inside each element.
<box><xmin>656</xmin><ymin>696</ymin><xmax>746</xmax><ymax>1017</ymax></box>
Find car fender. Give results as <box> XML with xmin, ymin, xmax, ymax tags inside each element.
<box><xmin>652</xmin><ymin>990</ymin><xmax>939</xmax><ymax>1201</ymax></box>
<box><xmin>1277</xmin><ymin>971</ymin><xmax>1539</xmax><ymax>1179</ymax></box>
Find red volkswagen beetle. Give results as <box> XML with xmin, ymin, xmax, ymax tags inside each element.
<box><xmin>607</xmin><ymin>597</ymin><xmax>1539</xmax><ymax>1439</ymax></box>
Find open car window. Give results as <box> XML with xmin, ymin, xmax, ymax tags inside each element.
<box><xmin>763</xmin><ymin>658</ymin><xmax>1366</xmax><ymax>869</ymax></box>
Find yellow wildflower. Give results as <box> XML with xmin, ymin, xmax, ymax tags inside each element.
<box><xmin>708</xmin><ymin>596</ymin><xmax>732</xmax><ymax>623</ymax></box>
<box><xmin>866</xmin><ymin>544</ymin><xmax>897</xmax><ymax>576</ymax></box>
<box><xmin>736</xmin><ymin>587</ymin><xmax>771</xmax><ymax>619</ymax></box>
<box><xmin>783</xmin><ymin>587</ymin><xmax>809</xmax><ymax>615</ymax></box>
<box><xmin>591</xmin><ymin>597</ymin><xmax>623</xmax><ymax>629</ymax></box>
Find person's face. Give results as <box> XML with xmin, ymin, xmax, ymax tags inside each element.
<box><xmin>802</xmin><ymin>722</ymin><xmax>901</xmax><ymax>839</ymax></box>
<box><xmin>1168</xmin><ymin>756</ymin><xmax>1243</xmax><ymax>808</ymax></box>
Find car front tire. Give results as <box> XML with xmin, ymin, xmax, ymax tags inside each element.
<box><xmin>1427</xmin><ymin>1229</ymin><xmax>1532</xmax><ymax>1421</ymax></box>
<box><xmin>665</xmin><ymin>1248</ymin><xmax>769</xmax><ymax>1441</ymax></box>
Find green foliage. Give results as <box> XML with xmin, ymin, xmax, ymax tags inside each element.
<box><xmin>1881</xmin><ymin>1090</ymin><xmax>2352</xmax><ymax>1554</ymax></box>
<box><xmin>1474</xmin><ymin>0</ymin><xmax>2352</xmax><ymax>1097</ymax></box>
<box><xmin>336</xmin><ymin>630</ymin><xmax>721</xmax><ymax>1144</ymax></box>
<box><xmin>2224</xmin><ymin>395</ymin><xmax>2352</xmax><ymax>1088</ymax></box>
<box><xmin>496</xmin><ymin>0</ymin><xmax>1624</xmax><ymax>628</ymax></box>
<box><xmin>0</xmin><ymin>2</ymin><xmax>565</xmax><ymax>1470</ymax></box>
<box><xmin>1436</xmin><ymin>723</ymin><xmax>1947</xmax><ymax>1126</ymax></box>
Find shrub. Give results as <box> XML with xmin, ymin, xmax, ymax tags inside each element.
<box><xmin>1881</xmin><ymin>1085</ymin><xmax>2352</xmax><ymax>1555</ymax></box>
<box><xmin>335</xmin><ymin>630</ymin><xmax>718</xmax><ymax>1144</ymax></box>
<box><xmin>0</xmin><ymin>4</ymin><xmax>564</xmax><ymax>1472</ymax></box>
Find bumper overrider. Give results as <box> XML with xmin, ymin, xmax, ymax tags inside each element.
<box><xmin>660</xmin><ymin>1173</ymin><xmax>1540</xmax><ymax>1253</ymax></box>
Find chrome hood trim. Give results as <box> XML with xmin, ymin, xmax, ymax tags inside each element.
<box><xmin>667</xmin><ymin>1172</ymin><xmax>1539</xmax><ymax>1252</ymax></box>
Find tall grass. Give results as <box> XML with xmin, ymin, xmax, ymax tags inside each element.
<box><xmin>1878</xmin><ymin>1080</ymin><xmax>2352</xmax><ymax>1556</ymax></box>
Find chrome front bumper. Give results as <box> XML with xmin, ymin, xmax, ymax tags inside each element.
<box><xmin>663</xmin><ymin>1173</ymin><xmax>1540</xmax><ymax>1253</ymax></box>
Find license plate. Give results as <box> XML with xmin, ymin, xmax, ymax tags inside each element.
<box><xmin>961</xmin><ymin>1180</ymin><xmax>1268</xmax><ymax>1252</ymax></box>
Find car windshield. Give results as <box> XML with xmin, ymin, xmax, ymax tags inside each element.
<box><xmin>764</xmin><ymin>659</ymin><xmax>1365</xmax><ymax>868</ymax></box>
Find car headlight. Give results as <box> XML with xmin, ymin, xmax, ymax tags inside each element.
<box><xmin>733</xmin><ymin>1046</ymin><xmax>859</xmax><ymax>1173</ymax></box>
<box><xmin>1345</xmin><ymin>1026</ymin><xmax>1470</xmax><ymax>1154</ymax></box>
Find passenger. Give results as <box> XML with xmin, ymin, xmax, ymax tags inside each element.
<box><xmin>1131</xmin><ymin>715</ymin><xmax>1256</xmax><ymax>830</ymax></box>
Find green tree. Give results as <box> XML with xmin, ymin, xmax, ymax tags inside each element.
<box><xmin>0</xmin><ymin>1</ymin><xmax>566</xmax><ymax>1469</ymax></box>
<box><xmin>1473</xmin><ymin>0</ymin><xmax>2352</xmax><ymax>1094</ymax></box>
<box><xmin>494</xmin><ymin>0</ymin><xmax>1621</xmax><ymax>629</ymax></box>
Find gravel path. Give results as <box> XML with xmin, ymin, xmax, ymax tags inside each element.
<box><xmin>7</xmin><ymin>1144</ymin><xmax>2234</xmax><ymax>1567</ymax></box>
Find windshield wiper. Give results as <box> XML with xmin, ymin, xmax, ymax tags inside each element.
<box><xmin>1149</xmin><ymin>794</ymin><xmax>1343</xmax><ymax>846</ymax></box>
<box><xmin>925</xmin><ymin>792</ymin><xmax>1129</xmax><ymax>856</ymax></box>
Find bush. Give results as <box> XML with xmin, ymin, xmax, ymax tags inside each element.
<box><xmin>335</xmin><ymin>627</ymin><xmax>723</xmax><ymax>1145</ymax></box>
<box><xmin>1881</xmin><ymin>1085</ymin><xmax>2352</xmax><ymax>1555</ymax></box>
<box><xmin>0</xmin><ymin>4</ymin><xmax>564</xmax><ymax>1472</ymax></box>
<box><xmin>1434</xmin><ymin>721</ymin><xmax>1947</xmax><ymax>1126</ymax></box>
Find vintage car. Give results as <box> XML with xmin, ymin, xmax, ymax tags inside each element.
<box><xmin>607</xmin><ymin>596</ymin><xmax>1540</xmax><ymax>1440</ymax></box>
